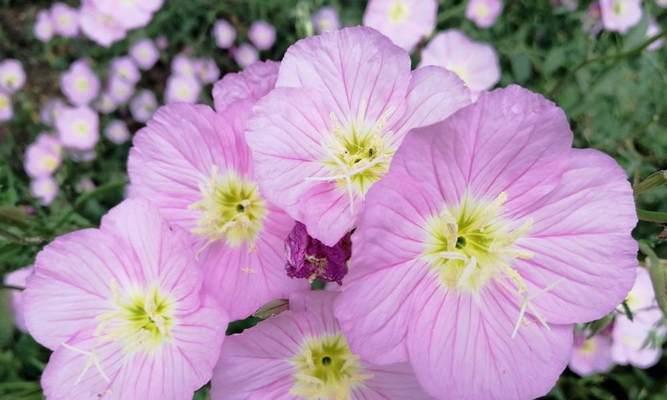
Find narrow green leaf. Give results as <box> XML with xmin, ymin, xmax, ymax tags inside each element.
<box><xmin>634</xmin><ymin>170</ymin><xmax>667</xmax><ymax>196</ymax></box>
<box><xmin>637</xmin><ymin>209</ymin><xmax>667</xmax><ymax>224</ymax></box>
<box><xmin>639</xmin><ymin>241</ymin><xmax>667</xmax><ymax>317</ymax></box>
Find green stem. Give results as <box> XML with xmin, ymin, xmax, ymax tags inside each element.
<box><xmin>549</xmin><ymin>31</ymin><xmax>667</xmax><ymax>97</ymax></box>
<box><xmin>637</xmin><ymin>209</ymin><xmax>667</xmax><ymax>224</ymax></box>
<box><xmin>639</xmin><ymin>242</ymin><xmax>667</xmax><ymax>317</ymax></box>
<box><xmin>634</xmin><ymin>170</ymin><xmax>667</xmax><ymax>197</ymax></box>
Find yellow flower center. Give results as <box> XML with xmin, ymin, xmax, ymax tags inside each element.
<box><xmin>191</xmin><ymin>168</ymin><xmax>266</xmax><ymax>247</ymax></box>
<box><xmin>75</xmin><ymin>77</ymin><xmax>90</xmax><ymax>92</ymax></box>
<box><xmin>580</xmin><ymin>338</ymin><xmax>598</xmax><ymax>355</ymax></box>
<box><xmin>73</xmin><ymin>121</ymin><xmax>90</xmax><ymax>137</ymax></box>
<box><xmin>0</xmin><ymin>95</ymin><xmax>8</xmax><ymax>109</ymax></box>
<box><xmin>290</xmin><ymin>334</ymin><xmax>371</xmax><ymax>400</ymax></box>
<box><xmin>447</xmin><ymin>64</ymin><xmax>470</xmax><ymax>85</ymax></box>
<box><xmin>41</xmin><ymin>155</ymin><xmax>58</xmax><ymax>171</ymax></box>
<box><xmin>612</xmin><ymin>0</ymin><xmax>624</xmax><ymax>15</ymax></box>
<box><xmin>96</xmin><ymin>284</ymin><xmax>174</xmax><ymax>353</ymax></box>
<box><xmin>474</xmin><ymin>2</ymin><xmax>491</xmax><ymax>18</ymax></box>
<box><xmin>388</xmin><ymin>1</ymin><xmax>410</xmax><ymax>23</ymax></box>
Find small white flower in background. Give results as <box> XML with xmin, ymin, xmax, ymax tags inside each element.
<box><xmin>130</xmin><ymin>89</ymin><xmax>158</xmax><ymax>123</ymax></box>
<box><xmin>599</xmin><ymin>0</ymin><xmax>642</xmax><ymax>33</ymax></box>
<box><xmin>194</xmin><ymin>58</ymin><xmax>221</xmax><ymax>84</ymax></box>
<box><xmin>94</xmin><ymin>92</ymin><xmax>118</xmax><ymax>114</ymax></box>
<box><xmin>50</xmin><ymin>2</ymin><xmax>79</xmax><ymax>38</ymax></box>
<box><xmin>30</xmin><ymin>176</ymin><xmax>58</xmax><ymax>206</ymax></box>
<box><xmin>312</xmin><ymin>6</ymin><xmax>340</xmax><ymax>33</ymax></box>
<box><xmin>104</xmin><ymin>119</ymin><xmax>131</xmax><ymax>145</ymax></box>
<box><xmin>34</xmin><ymin>10</ymin><xmax>54</xmax><ymax>42</ymax></box>
<box><xmin>233</xmin><ymin>43</ymin><xmax>259</xmax><ymax>68</ymax></box>
<box><xmin>165</xmin><ymin>73</ymin><xmax>201</xmax><ymax>104</ymax></box>
<box><xmin>213</xmin><ymin>19</ymin><xmax>236</xmax><ymax>49</ymax></box>
<box><xmin>56</xmin><ymin>106</ymin><xmax>99</xmax><ymax>151</ymax></box>
<box><xmin>248</xmin><ymin>20</ymin><xmax>276</xmax><ymax>50</ymax></box>
<box><xmin>0</xmin><ymin>59</ymin><xmax>26</xmax><ymax>94</ymax></box>
<box><xmin>130</xmin><ymin>38</ymin><xmax>160</xmax><ymax>70</ymax></box>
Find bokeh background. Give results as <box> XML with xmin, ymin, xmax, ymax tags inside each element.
<box><xmin>0</xmin><ymin>0</ymin><xmax>666</xmax><ymax>399</ymax></box>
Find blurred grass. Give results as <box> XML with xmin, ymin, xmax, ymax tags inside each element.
<box><xmin>0</xmin><ymin>0</ymin><xmax>666</xmax><ymax>399</ymax></box>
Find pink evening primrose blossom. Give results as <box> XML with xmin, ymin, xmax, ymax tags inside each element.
<box><xmin>213</xmin><ymin>19</ymin><xmax>236</xmax><ymax>49</ymax></box>
<box><xmin>363</xmin><ymin>0</ymin><xmax>438</xmax><ymax>52</ymax></box>
<box><xmin>334</xmin><ymin>85</ymin><xmax>638</xmax><ymax>399</ymax></box>
<box><xmin>34</xmin><ymin>10</ymin><xmax>54</xmax><ymax>42</ymax></box>
<box><xmin>129</xmin><ymin>38</ymin><xmax>160</xmax><ymax>70</ymax></box>
<box><xmin>247</xmin><ymin>27</ymin><xmax>470</xmax><ymax>246</ymax></box>
<box><xmin>110</xmin><ymin>56</ymin><xmax>141</xmax><ymax>85</ymax></box>
<box><xmin>61</xmin><ymin>59</ymin><xmax>100</xmax><ymax>106</ymax></box>
<box><xmin>129</xmin><ymin>89</ymin><xmax>158</xmax><ymax>123</ymax></box>
<box><xmin>0</xmin><ymin>59</ymin><xmax>26</xmax><ymax>94</ymax></box>
<box><xmin>194</xmin><ymin>58</ymin><xmax>221</xmax><ymax>85</ymax></box>
<box><xmin>600</xmin><ymin>0</ymin><xmax>642</xmax><ymax>33</ymax></box>
<box><xmin>420</xmin><ymin>29</ymin><xmax>501</xmax><ymax>96</ymax></box>
<box><xmin>465</xmin><ymin>0</ymin><xmax>504</xmax><ymax>28</ymax></box>
<box><xmin>165</xmin><ymin>73</ymin><xmax>201</xmax><ymax>104</ymax></box>
<box><xmin>612</xmin><ymin>267</ymin><xmax>665</xmax><ymax>368</ymax></box>
<box><xmin>24</xmin><ymin>133</ymin><xmax>63</xmax><ymax>179</ymax></box>
<box><xmin>569</xmin><ymin>329</ymin><xmax>614</xmax><ymax>376</ymax></box>
<box><xmin>40</xmin><ymin>97</ymin><xmax>66</xmax><ymax>126</ymax></box>
<box><xmin>212</xmin><ymin>60</ymin><xmax>279</xmax><ymax>115</ymax></box>
<box><xmin>233</xmin><ymin>43</ymin><xmax>260</xmax><ymax>68</ymax></box>
<box><xmin>211</xmin><ymin>291</ymin><xmax>432</xmax><ymax>400</ymax></box>
<box><xmin>50</xmin><ymin>2</ymin><xmax>79</xmax><ymax>38</ymax></box>
<box><xmin>104</xmin><ymin>119</ymin><xmax>131</xmax><ymax>145</ymax></box>
<box><xmin>23</xmin><ymin>199</ymin><xmax>228</xmax><ymax>399</ymax></box>
<box><xmin>312</xmin><ymin>6</ymin><xmax>341</xmax><ymax>34</ymax></box>
<box><xmin>56</xmin><ymin>106</ymin><xmax>99</xmax><ymax>151</ymax></box>
<box><xmin>91</xmin><ymin>0</ymin><xmax>163</xmax><ymax>30</ymax></box>
<box><xmin>127</xmin><ymin>103</ymin><xmax>306</xmax><ymax>320</ymax></box>
<box><xmin>30</xmin><ymin>176</ymin><xmax>58</xmax><ymax>205</ymax></box>
<box><xmin>171</xmin><ymin>53</ymin><xmax>197</xmax><ymax>77</ymax></box>
<box><xmin>79</xmin><ymin>1</ymin><xmax>128</xmax><ymax>47</ymax></box>
<box><xmin>0</xmin><ymin>91</ymin><xmax>12</xmax><ymax>122</ymax></box>
<box><xmin>4</xmin><ymin>266</ymin><xmax>33</xmax><ymax>332</ymax></box>
<box><xmin>94</xmin><ymin>92</ymin><xmax>118</xmax><ymax>114</ymax></box>
<box><xmin>249</xmin><ymin>20</ymin><xmax>277</xmax><ymax>50</ymax></box>
<box><xmin>108</xmin><ymin>75</ymin><xmax>136</xmax><ymax>105</ymax></box>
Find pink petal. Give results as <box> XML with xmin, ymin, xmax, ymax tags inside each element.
<box><xmin>213</xmin><ymin>60</ymin><xmax>279</xmax><ymax>114</ymax></box>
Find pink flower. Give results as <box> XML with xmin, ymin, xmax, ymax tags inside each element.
<box><xmin>56</xmin><ymin>106</ymin><xmax>99</xmax><ymax>151</ymax></box>
<box><xmin>0</xmin><ymin>91</ymin><xmax>12</xmax><ymax>122</ymax></box>
<box><xmin>465</xmin><ymin>0</ymin><xmax>504</xmax><ymax>28</ymax></box>
<box><xmin>334</xmin><ymin>86</ymin><xmax>638</xmax><ymax>399</ymax></box>
<box><xmin>110</xmin><ymin>56</ymin><xmax>141</xmax><ymax>85</ymax></box>
<box><xmin>104</xmin><ymin>119</ymin><xmax>130</xmax><ymax>144</ymax></box>
<box><xmin>30</xmin><ymin>176</ymin><xmax>58</xmax><ymax>205</ymax></box>
<box><xmin>569</xmin><ymin>329</ymin><xmax>614</xmax><ymax>376</ymax></box>
<box><xmin>128</xmin><ymin>104</ymin><xmax>306</xmax><ymax>320</ymax></box>
<box><xmin>247</xmin><ymin>27</ymin><xmax>470</xmax><ymax>246</ymax></box>
<box><xmin>0</xmin><ymin>59</ymin><xmax>26</xmax><ymax>94</ymax></box>
<box><xmin>50</xmin><ymin>2</ymin><xmax>79</xmax><ymax>38</ymax></box>
<box><xmin>94</xmin><ymin>91</ymin><xmax>117</xmax><ymax>114</ymax></box>
<box><xmin>23</xmin><ymin>199</ymin><xmax>227</xmax><ymax>399</ymax></box>
<box><xmin>363</xmin><ymin>0</ymin><xmax>438</xmax><ymax>52</ymax></box>
<box><xmin>611</xmin><ymin>267</ymin><xmax>665</xmax><ymax>368</ymax></box>
<box><xmin>213</xmin><ymin>19</ymin><xmax>236</xmax><ymax>49</ymax></box>
<box><xmin>165</xmin><ymin>73</ymin><xmax>201</xmax><ymax>104</ymax></box>
<box><xmin>107</xmin><ymin>75</ymin><xmax>135</xmax><ymax>104</ymax></box>
<box><xmin>212</xmin><ymin>60</ymin><xmax>279</xmax><ymax>115</ymax></box>
<box><xmin>91</xmin><ymin>0</ymin><xmax>157</xmax><ymax>30</ymax></box>
<box><xmin>194</xmin><ymin>58</ymin><xmax>221</xmax><ymax>84</ymax></box>
<box><xmin>34</xmin><ymin>10</ymin><xmax>54</xmax><ymax>42</ymax></box>
<box><xmin>171</xmin><ymin>53</ymin><xmax>196</xmax><ymax>77</ymax></box>
<box><xmin>312</xmin><ymin>6</ymin><xmax>341</xmax><ymax>33</ymax></box>
<box><xmin>648</xmin><ymin>18</ymin><xmax>664</xmax><ymax>51</ymax></box>
<box><xmin>4</xmin><ymin>266</ymin><xmax>33</xmax><ymax>332</ymax></box>
<box><xmin>129</xmin><ymin>38</ymin><xmax>160</xmax><ymax>70</ymax></box>
<box><xmin>233</xmin><ymin>43</ymin><xmax>259</xmax><ymax>68</ymax></box>
<box><xmin>79</xmin><ymin>1</ymin><xmax>127</xmax><ymax>47</ymax></box>
<box><xmin>24</xmin><ymin>133</ymin><xmax>63</xmax><ymax>178</ymax></box>
<box><xmin>248</xmin><ymin>20</ymin><xmax>277</xmax><ymax>50</ymax></box>
<box><xmin>600</xmin><ymin>0</ymin><xmax>642</xmax><ymax>33</ymax></box>
<box><xmin>60</xmin><ymin>59</ymin><xmax>100</xmax><ymax>106</ymax></box>
<box><xmin>129</xmin><ymin>89</ymin><xmax>158</xmax><ymax>123</ymax></box>
<box><xmin>211</xmin><ymin>291</ymin><xmax>431</xmax><ymax>400</ymax></box>
<box><xmin>40</xmin><ymin>97</ymin><xmax>66</xmax><ymax>126</ymax></box>
<box><xmin>420</xmin><ymin>29</ymin><xmax>501</xmax><ymax>96</ymax></box>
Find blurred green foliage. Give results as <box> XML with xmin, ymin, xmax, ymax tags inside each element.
<box><xmin>0</xmin><ymin>0</ymin><xmax>666</xmax><ymax>399</ymax></box>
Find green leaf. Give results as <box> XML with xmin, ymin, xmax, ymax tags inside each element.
<box><xmin>634</xmin><ymin>170</ymin><xmax>667</xmax><ymax>196</ymax></box>
<box><xmin>637</xmin><ymin>209</ymin><xmax>667</xmax><ymax>224</ymax></box>
<box><xmin>639</xmin><ymin>242</ymin><xmax>667</xmax><ymax>317</ymax></box>
<box><xmin>510</xmin><ymin>53</ymin><xmax>532</xmax><ymax>83</ymax></box>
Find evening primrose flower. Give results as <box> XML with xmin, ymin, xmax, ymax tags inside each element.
<box><xmin>40</xmin><ymin>97</ymin><xmax>66</xmax><ymax>126</ymax></box>
<box><xmin>420</xmin><ymin>29</ymin><xmax>501</xmax><ymax>96</ymax></box>
<box><xmin>213</xmin><ymin>19</ymin><xmax>236</xmax><ymax>49</ymax></box>
<box><xmin>104</xmin><ymin>119</ymin><xmax>130</xmax><ymax>144</ymax></box>
<box><xmin>211</xmin><ymin>291</ymin><xmax>431</xmax><ymax>400</ymax></box>
<box><xmin>61</xmin><ymin>59</ymin><xmax>100</xmax><ymax>106</ymax></box>
<box><xmin>91</xmin><ymin>0</ymin><xmax>163</xmax><ymax>30</ymax></box>
<box><xmin>128</xmin><ymin>104</ymin><xmax>306</xmax><ymax>320</ymax></box>
<box><xmin>194</xmin><ymin>58</ymin><xmax>221</xmax><ymax>84</ymax></box>
<box><xmin>233</xmin><ymin>43</ymin><xmax>259</xmax><ymax>68</ymax></box>
<box><xmin>23</xmin><ymin>199</ymin><xmax>228</xmax><ymax>399</ymax></box>
<box><xmin>34</xmin><ymin>10</ymin><xmax>54</xmax><ymax>42</ymax></box>
<box><xmin>129</xmin><ymin>89</ymin><xmax>158</xmax><ymax>123</ymax></box>
<box><xmin>24</xmin><ymin>133</ymin><xmax>62</xmax><ymax>178</ymax></box>
<box><xmin>110</xmin><ymin>56</ymin><xmax>140</xmax><ymax>85</ymax></box>
<box><xmin>0</xmin><ymin>59</ymin><xmax>26</xmax><ymax>94</ymax></box>
<box><xmin>0</xmin><ymin>91</ymin><xmax>12</xmax><ymax>122</ymax></box>
<box><xmin>129</xmin><ymin>38</ymin><xmax>160</xmax><ymax>70</ymax></box>
<box><xmin>50</xmin><ymin>2</ymin><xmax>79</xmax><ymax>38</ymax></box>
<box><xmin>249</xmin><ymin>20</ymin><xmax>277</xmax><ymax>50</ymax></box>
<box><xmin>363</xmin><ymin>0</ymin><xmax>438</xmax><ymax>52</ymax></box>
<box><xmin>247</xmin><ymin>27</ymin><xmax>470</xmax><ymax>246</ymax></box>
<box><xmin>79</xmin><ymin>1</ymin><xmax>127</xmax><ymax>47</ymax></box>
<box><xmin>569</xmin><ymin>329</ymin><xmax>614</xmax><ymax>376</ymax></box>
<box><xmin>165</xmin><ymin>73</ymin><xmax>201</xmax><ymax>104</ymax></box>
<box><xmin>4</xmin><ymin>266</ymin><xmax>33</xmax><ymax>332</ymax></box>
<box><xmin>465</xmin><ymin>0</ymin><xmax>504</xmax><ymax>28</ymax></box>
<box><xmin>56</xmin><ymin>106</ymin><xmax>99</xmax><ymax>151</ymax></box>
<box><xmin>212</xmin><ymin>60</ymin><xmax>278</xmax><ymax>115</ymax></box>
<box><xmin>108</xmin><ymin>75</ymin><xmax>135</xmax><ymax>104</ymax></box>
<box><xmin>30</xmin><ymin>176</ymin><xmax>58</xmax><ymax>205</ymax></box>
<box><xmin>600</xmin><ymin>0</ymin><xmax>642</xmax><ymax>33</ymax></box>
<box><xmin>335</xmin><ymin>86</ymin><xmax>637</xmax><ymax>399</ymax></box>
<box><xmin>312</xmin><ymin>6</ymin><xmax>341</xmax><ymax>33</ymax></box>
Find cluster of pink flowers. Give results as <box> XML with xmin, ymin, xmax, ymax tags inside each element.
<box><xmin>165</xmin><ymin>53</ymin><xmax>220</xmax><ymax>104</ymax></box>
<box><xmin>212</xmin><ymin>18</ymin><xmax>277</xmax><ymax>68</ymax></box>
<box><xmin>33</xmin><ymin>1</ymin><xmax>164</xmax><ymax>47</ymax></box>
<box><xmin>14</xmin><ymin>23</ymin><xmax>642</xmax><ymax>400</ymax></box>
<box><xmin>569</xmin><ymin>267</ymin><xmax>665</xmax><ymax>375</ymax></box>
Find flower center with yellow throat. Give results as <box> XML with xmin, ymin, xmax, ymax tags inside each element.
<box><xmin>96</xmin><ymin>284</ymin><xmax>173</xmax><ymax>353</ymax></box>
<box><xmin>423</xmin><ymin>192</ymin><xmax>552</xmax><ymax>336</ymax></box>
<box><xmin>290</xmin><ymin>334</ymin><xmax>371</xmax><ymax>399</ymax></box>
<box><xmin>191</xmin><ymin>167</ymin><xmax>266</xmax><ymax>248</ymax></box>
<box><xmin>388</xmin><ymin>1</ymin><xmax>409</xmax><ymax>23</ymax></box>
<box><xmin>314</xmin><ymin>114</ymin><xmax>394</xmax><ymax>211</ymax></box>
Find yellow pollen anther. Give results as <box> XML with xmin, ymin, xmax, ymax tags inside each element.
<box><xmin>388</xmin><ymin>1</ymin><xmax>410</xmax><ymax>23</ymax></box>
